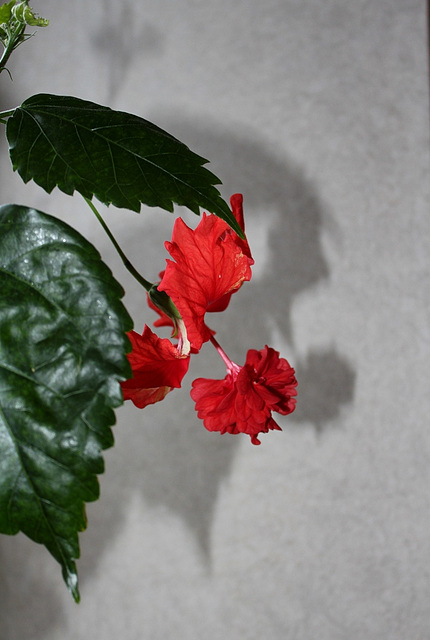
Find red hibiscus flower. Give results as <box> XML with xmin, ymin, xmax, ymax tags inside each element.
<box><xmin>121</xmin><ymin>325</ymin><xmax>190</xmax><ymax>409</ymax></box>
<box><xmin>158</xmin><ymin>194</ymin><xmax>254</xmax><ymax>352</ymax></box>
<box><xmin>191</xmin><ymin>340</ymin><xmax>297</xmax><ymax>445</ymax></box>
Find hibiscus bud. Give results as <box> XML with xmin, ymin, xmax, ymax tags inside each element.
<box><xmin>148</xmin><ymin>285</ymin><xmax>191</xmax><ymax>356</ymax></box>
<box><xmin>148</xmin><ymin>285</ymin><xmax>182</xmax><ymax>324</ymax></box>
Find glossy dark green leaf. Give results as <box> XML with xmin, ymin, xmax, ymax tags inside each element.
<box><xmin>6</xmin><ymin>93</ymin><xmax>243</xmax><ymax>236</ymax></box>
<box><xmin>0</xmin><ymin>204</ymin><xmax>132</xmax><ymax>601</ymax></box>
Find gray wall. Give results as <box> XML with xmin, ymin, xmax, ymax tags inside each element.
<box><xmin>1</xmin><ymin>1</ymin><xmax>429</xmax><ymax>638</ymax></box>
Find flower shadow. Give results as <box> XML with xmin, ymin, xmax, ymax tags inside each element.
<box><xmin>83</xmin><ymin>114</ymin><xmax>358</xmax><ymax>567</ymax></box>
<box><xmin>156</xmin><ymin>116</ymin><xmax>330</xmax><ymax>345</ymax></box>
<box><xmin>291</xmin><ymin>347</ymin><xmax>356</xmax><ymax>429</ymax></box>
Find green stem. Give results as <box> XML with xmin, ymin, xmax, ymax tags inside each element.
<box><xmin>84</xmin><ymin>197</ymin><xmax>154</xmax><ymax>292</ymax></box>
<box><xmin>0</xmin><ymin>22</ymin><xmax>26</xmax><ymax>74</ymax></box>
<box><xmin>0</xmin><ymin>108</ymin><xmax>15</xmax><ymax>124</ymax></box>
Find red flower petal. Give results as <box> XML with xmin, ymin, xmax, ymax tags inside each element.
<box><xmin>230</xmin><ymin>193</ymin><xmax>245</xmax><ymax>232</ymax></box>
<box><xmin>205</xmin><ymin>194</ymin><xmax>252</xmax><ymax>314</ymax></box>
<box><xmin>121</xmin><ymin>325</ymin><xmax>190</xmax><ymax>409</ymax></box>
<box><xmin>228</xmin><ymin>193</ymin><xmax>252</xmax><ymax>260</ymax></box>
<box><xmin>158</xmin><ymin>197</ymin><xmax>253</xmax><ymax>351</ymax></box>
<box><xmin>191</xmin><ymin>345</ymin><xmax>297</xmax><ymax>445</ymax></box>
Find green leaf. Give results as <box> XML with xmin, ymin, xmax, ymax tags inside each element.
<box><xmin>6</xmin><ymin>94</ymin><xmax>243</xmax><ymax>236</ymax></box>
<box><xmin>0</xmin><ymin>1</ymin><xmax>16</xmax><ymax>24</ymax></box>
<box><xmin>0</xmin><ymin>204</ymin><xmax>132</xmax><ymax>601</ymax></box>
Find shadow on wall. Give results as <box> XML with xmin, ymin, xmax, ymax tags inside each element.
<box><xmin>292</xmin><ymin>348</ymin><xmax>356</xmax><ymax>429</ymax></box>
<box><xmin>0</xmin><ymin>88</ymin><xmax>356</xmax><ymax>640</ymax></box>
<box><xmin>140</xmin><ymin>113</ymin><xmax>357</xmax><ymax>424</ymax></box>
<box><xmin>75</xmin><ymin>116</ymin><xmax>357</xmax><ymax>586</ymax></box>
<box><xmin>0</xmin><ymin>534</ymin><xmax>65</xmax><ymax>640</ymax></box>
<box><xmin>93</xmin><ymin>0</ymin><xmax>164</xmax><ymax>102</ymax></box>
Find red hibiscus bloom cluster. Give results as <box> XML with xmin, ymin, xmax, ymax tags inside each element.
<box><xmin>121</xmin><ymin>194</ymin><xmax>297</xmax><ymax>444</ymax></box>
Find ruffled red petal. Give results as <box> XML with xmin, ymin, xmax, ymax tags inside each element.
<box><xmin>190</xmin><ymin>345</ymin><xmax>297</xmax><ymax>444</ymax></box>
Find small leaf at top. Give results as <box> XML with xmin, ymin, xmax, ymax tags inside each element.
<box><xmin>0</xmin><ymin>1</ymin><xmax>15</xmax><ymax>24</ymax></box>
<box><xmin>6</xmin><ymin>94</ymin><xmax>243</xmax><ymax>236</ymax></box>
<box><xmin>0</xmin><ymin>204</ymin><xmax>132</xmax><ymax>601</ymax></box>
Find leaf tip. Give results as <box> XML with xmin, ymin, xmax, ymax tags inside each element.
<box><xmin>64</xmin><ymin>565</ymin><xmax>80</xmax><ymax>603</ymax></box>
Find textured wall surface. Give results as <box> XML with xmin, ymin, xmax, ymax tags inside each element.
<box><xmin>1</xmin><ymin>1</ymin><xmax>429</xmax><ymax>639</ymax></box>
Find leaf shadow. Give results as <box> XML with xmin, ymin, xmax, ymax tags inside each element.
<box><xmin>0</xmin><ymin>534</ymin><xmax>64</xmax><ymax>639</ymax></box>
<box><xmin>91</xmin><ymin>0</ymin><xmax>165</xmax><ymax>102</ymax></box>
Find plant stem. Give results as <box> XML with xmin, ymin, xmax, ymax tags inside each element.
<box><xmin>0</xmin><ymin>108</ymin><xmax>15</xmax><ymax>124</ymax></box>
<box><xmin>209</xmin><ymin>333</ymin><xmax>241</xmax><ymax>374</ymax></box>
<box><xmin>0</xmin><ymin>22</ymin><xmax>26</xmax><ymax>74</ymax></box>
<box><xmin>84</xmin><ymin>197</ymin><xmax>154</xmax><ymax>292</ymax></box>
